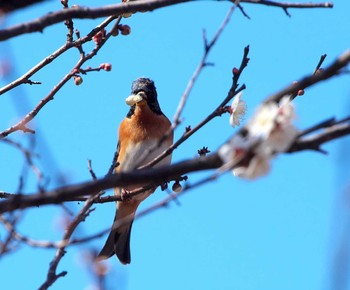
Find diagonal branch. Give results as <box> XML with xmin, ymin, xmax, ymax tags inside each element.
<box><xmin>264</xmin><ymin>50</ymin><xmax>350</xmax><ymax>104</ymax></box>
<box><xmin>0</xmin><ymin>16</ymin><xmax>116</xmax><ymax>96</ymax></box>
<box><xmin>173</xmin><ymin>4</ymin><xmax>237</xmax><ymax>125</ymax></box>
<box><xmin>0</xmin><ymin>16</ymin><xmax>120</xmax><ymax>139</ymax></box>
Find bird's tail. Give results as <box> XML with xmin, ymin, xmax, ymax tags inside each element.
<box><xmin>97</xmin><ymin>201</ymin><xmax>139</xmax><ymax>264</ymax></box>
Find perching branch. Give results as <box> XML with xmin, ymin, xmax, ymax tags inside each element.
<box><xmin>1</xmin><ymin>115</ymin><xmax>349</xmax><ymax>213</ymax></box>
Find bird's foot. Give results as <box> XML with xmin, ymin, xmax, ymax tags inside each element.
<box><xmin>120</xmin><ymin>188</ymin><xmax>132</xmax><ymax>201</ymax></box>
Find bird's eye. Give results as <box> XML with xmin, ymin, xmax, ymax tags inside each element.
<box><xmin>138</xmin><ymin>91</ymin><xmax>148</xmax><ymax>100</ymax></box>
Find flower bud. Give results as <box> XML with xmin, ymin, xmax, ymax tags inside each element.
<box><xmin>74</xmin><ymin>75</ymin><xmax>83</xmax><ymax>86</ymax></box>
<box><xmin>93</xmin><ymin>29</ymin><xmax>106</xmax><ymax>45</ymax></box>
<box><xmin>172</xmin><ymin>182</ymin><xmax>182</xmax><ymax>193</ymax></box>
<box><xmin>232</xmin><ymin>67</ymin><xmax>239</xmax><ymax>75</ymax></box>
<box><xmin>100</xmin><ymin>63</ymin><xmax>112</xmax><ymax>71</ymax></box>
<box><xmin>118</xmin><ymin>25</ymin><xmax>131</xmax><ymax>36</ymax></box>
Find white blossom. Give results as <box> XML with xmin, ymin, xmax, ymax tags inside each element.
<box><xmin>218</xmin><ymin>134</ymin><xmax>250</xmax><ymax>169</ymax></box>
<box><xmin>219</xmin><ymin>96</ymin><xmax>298</xmax><ymax>180</ymax></box>
<box><xmin>248</xmin><ymin>96</ymin><xmax>298</xmax><ymax>153</ymax></box>
<box><xmin>229</xmin><ymin>92</ymin><xmax>247</xmax><ymax>127</ymax></box>
<box><xmin>247</xmin><ymin>102</ymin><xmax>278</xmax><ymax>139</ymax></box>
<box><xmin>233</xmin><ymin>155</ymin><xmax>271</xmax><ymax>180</ymax></box>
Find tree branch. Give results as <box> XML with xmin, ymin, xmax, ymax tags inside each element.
<box><xmin>0</xmin><ymin>154</ymin><xmax>223</xmax><ymax>213</ymax></box>
<box><xmin>1</xmin><ymin>113</ymin><xmax>350</xmax><ymax>213</ymax></box>
<box><xmin>265</xmin><ymin>50</ymin><xmax>350</xmax><ymax>104</ymax></box>
<box><xmin>241</xmin><ymin>0</ymin><xmax>333</xmax><ymax>9</ymax></box>
<box><xmin>0</xmin><ymin>0</ymin><xmax>333</xmax><ymax>41</ymax></box>
<box><xmin>173</xmin><ymin>5</ymin><xmax>236</xmax><ymax>125</ymax></box>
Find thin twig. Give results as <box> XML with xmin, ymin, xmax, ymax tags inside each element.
<box><xmin>173</xmin><ymin>5</ymin><xmax>236</xmax><ymax>125</ymax></box>
<box><xmin>314</xmin><ymin>53</ymin><xmax>327</xmax><ymax>74</ymax></box>
<box><xmin>87</xmin><ymin>160</ymin><xmax>97</xmax><ymax>180</ymax></box>
<box><xmin>1</xmin><ymin>139</ymin><xmax>43</xmax><ymax>183</ymax></box>
<box><xmin>241</xmin><ymin>0</ymin><xmax>333</xmax><ymax>9</ymax></box>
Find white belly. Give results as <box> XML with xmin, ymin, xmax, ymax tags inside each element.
<box><xmin>120</xmin><ymin>140</ymin><xmax>171</xmax><ymax>198</ymax></box>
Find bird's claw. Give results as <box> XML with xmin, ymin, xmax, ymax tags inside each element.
<box><xmin>120</xmin><ymin>188</ymin><xmax>132</xmax><ymax>201</ymax></box>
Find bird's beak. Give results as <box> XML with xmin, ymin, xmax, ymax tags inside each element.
<box><xmin>125</xmin><ymin>92</ymin><xmax>144</xmax><ymax>106</ymax></box>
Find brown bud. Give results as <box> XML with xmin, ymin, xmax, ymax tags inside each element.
<box><xmin>172</xmin><ymin>182</ymin><xmax>182</xmax><ymax>193</ymax></box>
<box><xmin>100</xmin><ymin>63</ymin><xmax>112</xmax><ymax>71</ymax></box>
<box><xmin>232</xmin><ymin>67</ymin><xmax>239</xmax><ymax>75</ymax></box>
<box><xmin>92</xmin><ymin>29</ymin><xmax>106</xmax><ymax>45</ymax></box>
<box><xmin>297</xmin><ymin>89</ymin><xmax>304</xmax><ymax>96</ymax></box>
<box><xmin>119</xmin><ymin>24</ymin><xmax>131</xmax><ymax>36</ymax></box>
<box><xmin>74</xmin><ymin>75</ymin><xmax>83</xmax><ymax>86</ymax></box>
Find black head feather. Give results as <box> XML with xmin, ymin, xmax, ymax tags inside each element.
<box><xmin>126</xmin><ymin>78</ymin><xmax>163</xmax><ymax>118</ymax></box>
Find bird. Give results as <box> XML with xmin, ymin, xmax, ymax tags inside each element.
<box><xmin>97</xmin><ymin>77</ymin><xmax>173</xmax><ymax>264</ymax></box>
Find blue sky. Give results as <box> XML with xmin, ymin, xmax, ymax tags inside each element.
<box><xmin>1</xmin><ymin>1</ymin><xmax>350</xmax><ymax>290</ymax></box>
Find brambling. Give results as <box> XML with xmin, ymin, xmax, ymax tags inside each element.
<box><xmin>98</xmin><ymin>78</ymin><xmax>173</xmax><ymax>264</ymax></box>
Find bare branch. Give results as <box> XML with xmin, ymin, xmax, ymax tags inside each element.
<box><xmin>0</xmin><ymin>0</ymin><xmax>190</xmax><ymax>41</ymax></box>
<box><xmin>1</xmin><ymin>139</ymin><xmax>43</xmax><ymax>183</ymax></box>
<box><xmin>87</xmin><ymin>160</ymin><xmax>97</xmax><ymax>180</ymax></box>
<box><xmin>265</xmin><ymin>50</ymin><xmax>350</xmax><ymax>104</ymax></box>
<box><xmin>241</xmin><ymin>0</ymin><xmax>333</xmax><ymax>10</ymax></box>
<box><xmin>288</xmin><ymin>117</ymin><xmax>350</xmax><ymax>153</ymax></box>
<box><xmin>0</xmin><ymin>0</ymin><xmax>333</xmax><ymax>41</ymax></box>
<box><xmin>173</xmin><ymin>5</ymin><xmax>236</xmax><ymax>125</ymax></box>
<box><xmin>0</xmin><ymin>154</ymin><xmax>223</xmax><ymax>213</ymax></box>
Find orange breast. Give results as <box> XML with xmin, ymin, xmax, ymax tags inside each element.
<box><xmin>117</xmin><ymin>102</ymin><xmax>173</xmax><ymax>173</ymax></box>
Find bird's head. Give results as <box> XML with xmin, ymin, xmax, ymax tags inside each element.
<box><xmin>125</xmin><ymin>78</ymin><xmax>162</xmax><ymax>115</ymax></box>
